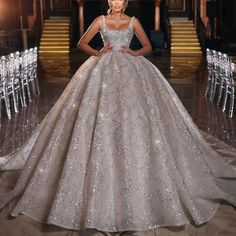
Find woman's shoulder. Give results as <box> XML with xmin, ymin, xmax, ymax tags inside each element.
<box><xmin>94</xmin><ymin>15</ymin><xmax>104</xmax><ymax>22</ymax></box>
<box><xmin>91</xmin><ymin>15</ymin><xmax>104</xmax><ymax>27</ymax></box>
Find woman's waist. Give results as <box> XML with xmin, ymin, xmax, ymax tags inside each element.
<box><xmin>108</xmin><ymin>44</ymin><xmax>130</xmax><ymax>51</ymax></box>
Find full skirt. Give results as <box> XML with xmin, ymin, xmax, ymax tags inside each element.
<box><xmin>0</xmin><ymin>51</ymin><xmax>236</xmax><ymax>232</ymax></box>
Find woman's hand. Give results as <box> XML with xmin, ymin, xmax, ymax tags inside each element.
<box><xmin>98</xmin><ymin>43</ymin><xmax>113</xmax><ymax>56</ymax></box>
<box><xmin>120</xmin><ymin>46</ymin><xmax>139</xmax><ymax>56</ymax></box>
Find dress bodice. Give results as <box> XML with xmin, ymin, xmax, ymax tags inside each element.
<box><xmin>100</xmin><ymin>15</ymin><xmax>134</xmax><ymax>51</ymax></box>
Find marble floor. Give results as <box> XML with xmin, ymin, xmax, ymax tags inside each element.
<box><xmin>0</xmin><ymin>51</ymin><xmax>236</xmax><ymax>235</ymax></box>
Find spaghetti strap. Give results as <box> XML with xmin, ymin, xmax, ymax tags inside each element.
<box><xmin>129</xmin><ymin>16</ymin><xmax>135</xmax><ymax>28</ymax></box>
<box><xmin>102</xmin><ymin>15</ymin><xmax>106</xmax><ymax>29</ymax></box>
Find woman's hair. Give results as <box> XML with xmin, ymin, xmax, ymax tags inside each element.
<box><xmin>107</xmin><ymin>0</ymin><xmax>128</xmax><ymax>14</ymax></box>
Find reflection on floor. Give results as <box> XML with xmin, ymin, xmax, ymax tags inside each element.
<box><xmin>0</xmin><ymin>51</ymin><xmax>235</xmax><ymax>235</ymax></box>
<box><xmin>39</xmin><ymin>53</ymin><xmax>71</xmax><ymax>78</ymax></box>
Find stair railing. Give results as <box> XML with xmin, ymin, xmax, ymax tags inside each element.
<box><xmin>194</xmin><ymin>7</ymin><xmax>207</xmax><ymax>52</ymax></box>
<box><xmin>161</xmin><ymin>0</ymin><xmax>171</xmax><ymax>52</ymax></box>
<box><xmin>71</xmin><ymin>0</ymin><xmax>79</xmax><ymax>48</ymax></box>
<box><xmin>29</xmin><ymin>1</ymin><xmax>43</xmax><ymax>49</ymax></box>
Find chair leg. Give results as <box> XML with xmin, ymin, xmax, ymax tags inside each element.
<box><xmin>217</xmin><ymin>83</ymin><xmax>223</xmax><ymax>106</ymax></box>
<box><xmin>26</xmin><ymin>78</ymin><xmax>32</xmax><ymax>103</ymax></box>
<box><xmin>3</xmin><ymin>92</ymin><xmax>11</xmax><ymax>120</ymax></box>
<box><xmin>34</xmin><ymin>75</ymin><xmax>40</xmax><ymax>95</ymax></box>
<box><xmin>12</xmin><ymin>87</ymin><xmax>19</xmax><ymax>113</ymax></box>
<box><xmin>0</xmin><ymin>99</ymin><xmax>2</xmax><ymax>128</ymax></box>
<box><xmin>18</xmin><ymin>88</ymin><xmax>24</xmax><ymax>107</ymax></box>
<box><xmin>21</xmin><ymin>81</ymin><xmax>27</xmax><ymax>107</ymax></box>
<box><xmin>210</xmin><ymin>76</ymin><xmax>216</xmax><ymax>101</ymax></box>
<box><xmin>29</xmin><ymin>71</ymin><xmax>37</xmax><ymax>97</ymax></box>
<box><xmin>205</xmin><ymin>79</ymin><xmax>211</xmax><ymax>99</ymax></box>
<box><xmin>222</xmin><ymin>85</ymin><xmax>229</xmax><ymax>113</ymax></box>
<box><xmin>209</xmin><ymin>80</ymin><xmax>215</xmax><ymax>102</ymax></box>
<box><xmin>229</xmin><ymin>90</ymin><xmax>235</xmax><ymax>118</ymax></box>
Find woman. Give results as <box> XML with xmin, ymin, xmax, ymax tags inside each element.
<box><xmin>0</xmin><ymin>0</ymin><xmax>236</xmax><ymax>233</ymax></box>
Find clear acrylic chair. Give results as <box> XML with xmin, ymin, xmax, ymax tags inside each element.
<box><xmin>221</xmin><ymin>54</ymin><xmax>235</xmax><ymax>118</ymax></box>
<box><xmin>20</xmin><ymin>49</ymin><xmax>32</xmax><ymax>104</ymax></box>
<box><xmin>205</xmin><ymin>49</ymin><xmax>235</xmax><ymax>118</ymax></box>
<box><xmin>205</xmin><ymin>48</ymin><xmax>216</xmax><ymax>101</ymax></box>
<box><xmin>5</xmin><ymin>53</ymin><xmax>24</xmax><ymax>113</ymax></box>
<box><xmin>28</xmin><ymin>47</ymin><xmax>40</xmax><ymax>96</ymax></box>
<box><xmin>210</xmin><ymin>50</ymin><xmax>222</xmax><ymax>102</ymax></box>
<box><xmin>0</xmin><ymin>55</ymin><xmax>11</xmax><ymax>121</ymax></box>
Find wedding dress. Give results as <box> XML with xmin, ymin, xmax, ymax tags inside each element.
<box><xmin>0</xmin><ymin>16</ymin><xmax>236</xmax><ymax>232</ymax></box>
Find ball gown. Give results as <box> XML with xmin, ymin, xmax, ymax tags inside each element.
<box><xmin>0</xmin><ymin>16</ymin><xmax>235</xmax><ymax>232</ymax></box>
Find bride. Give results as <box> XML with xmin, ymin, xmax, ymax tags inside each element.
<box><xmin>0</xmin><ymin>0</ymin><xmax>236</xmax><ymax>233</ymax></box>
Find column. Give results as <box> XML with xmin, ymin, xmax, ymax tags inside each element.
<box><xmin>154</xmin><ymin>0</ymin><xmax>161</xmax><ymax>31</ymax></box>
<box><xmin>77</xmin><ymin>0</ymin><xmax>84</xmax><ymax>37</ymax></box>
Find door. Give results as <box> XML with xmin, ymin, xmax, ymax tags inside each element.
<box><xmin>44</xmin><ymin>0</ymin><xmax>72</xmax><ymax>17</ymax></box>
<box><xmin>167</xmin><ymin>0</ymin><xmax>192</xmax><ymax>17</ymax></box>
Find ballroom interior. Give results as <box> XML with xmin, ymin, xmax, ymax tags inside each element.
<box><xmin>0</xmin><ymin>0</ymin><xmax>236</xmax><ymax>235</ymax></box>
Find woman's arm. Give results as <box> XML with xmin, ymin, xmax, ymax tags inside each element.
<box><xmin>121</xmin><ymin>18</ymin><xmax>152</xmax><ymax>56</ymax></box>
<box><xmin>77</xmin><ymin>16</ymin><xmax>112</xmax><ymax>56</ymax></box>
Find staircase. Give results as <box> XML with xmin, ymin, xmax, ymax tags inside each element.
<box><xmin>170</xmin><ymin>19</ymin><xmax>202</xmax><ymax>56</ymax></box>
<box><xmin>39</xmin><ymin>19</ymin><xmax>70</xmax><ymax>54</ymax></box>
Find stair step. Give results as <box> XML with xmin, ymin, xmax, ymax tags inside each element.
<box><xmin>172</xmin><ymin>31</ymin><xmax>196</xmax><ymax>35</ymax></box>
<box><xmin>44</xmin><ymin>23</ymin><xmax>70</xmax><ymax>27</ymax></box>
<box><xmin>171</xmin><ymin>53</ymin><xmax>202</xmax><ymax>57</ymax></box>
<box><xmin>171</xmin><ymin>22</ymin><xmax>194</xmax><ymax>26</ymax></box>
<box><xmin>43</xmin><ymin>30</ymin><xmax>70</xmax><ymax>34</ymax></box>
<box><xmin>172</xmin><ymin>42</ymin><xmax>200</xmax><ymax>45</ymax></box>
<box><xmin>41</xmin><ymin>35</ymin><xmax>70</xmax><ymax>38</ymax></box>
<box><xmin>172</xmin><ymin>31</ymin><xmax>197</xmax><ymax>34</ymax></box>
<box><xmin>171</xmin><ymin>34</ymin><xmax>198</xmax><ymax>39</ymax></box>
<box><xmin>171</xmin><ymin>53</ymin><xmax>202</xmax><ymax>55</ymax></box>
<box><xmin>40</xmin><ymin>42</ymin><xmax>70</xmax><ymax>45</ymax></box>
<box><xmin>171</xmin><ymin>47</ymin><xmax>201</xmax><ymax>51</ymax></box>
<box><xmin>42</xmin><ymin>33</ymin><xmax>69</xmax><ymax>36</ymax></box>
<box><xmin>172</xmin><ymin>50</ymin><xmax>202</xmax><ymax>53</ymax></box>
<box><xmin>171</xmin><ymin>24</ymin><xmax>194</xmax><ymax>28</ymax></box>
<box><xmin>39</xmin><ymin>56</ymin><xmax>70</xmax><ymax>60</ymax></box>
<box><xmin>40</xmin><ymin>46</ymin><xmax>69</xmax><ymax>49</ymax></box>
<box><xmin>45</xmin><ymin>19</ymin><xmax>70</xmax><ymax>23</ymax></box>
<box><xmin>43</xmin><ymin>27</ymin><xmax>70</xmax><ymax>30</ymax></box>
<box><xmin>40</xmin><ymin>39</ymin><xmax>70</xmax><ymax>43</ymax></box>
<box><xmin>171</xmin><ymin>38</ymin><xmax>199</xmax><ymax>42</ymax></box>
<box><xmin>171</xmin><ymin>26</ymin><xmax>195</xmax><ymax>30</ymax></box>
<box><xmin>170</xmin><ymin>20</ymin><xmax>194</xmax><ymax>24</ymax></box>
<box><xmin>171</xmin><ymin>28</ymin><xmax>196</xmax><ymax>33</ymax></box>
<box><xmin>171</xmin><ymin>24</ymin><xmax>195</xmax><ymax>27</ymax></box>
<box><xmin>39</xmin><ymin>50</ymin><xmax>69</xmax><ymax>53</ymax></box>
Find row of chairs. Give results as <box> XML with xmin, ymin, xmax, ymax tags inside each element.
<box><xmin>0</xmin><ymin>47</ymin><xmax>40</xmax><ymax>124</ymax></box>
<box><xmin>205</xmin><ymin>48</ymin><xmax>235</xmax><ymax>118</ymax></box>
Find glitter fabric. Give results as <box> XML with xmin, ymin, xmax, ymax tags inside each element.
<box><xmin>0</xmin><ymin>15</ymin><xmax>236</xmax><ymax>232</ymax></box>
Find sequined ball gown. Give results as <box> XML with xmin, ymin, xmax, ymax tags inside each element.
<box><xmin>0</xmin><ymin>15</ymin><xmax>236</xmax><ymax>232</ymax></box>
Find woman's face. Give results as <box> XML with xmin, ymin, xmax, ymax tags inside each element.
<box><xmin>109</xmin><ymin>0</ymin><xmax>126</xmax><ymax>13</ymax></box>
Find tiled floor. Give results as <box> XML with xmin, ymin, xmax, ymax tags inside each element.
<box><xmin>0</xmin><ymin>51</ymin><xmax>235</xmax><ymax>235</ymax></box>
